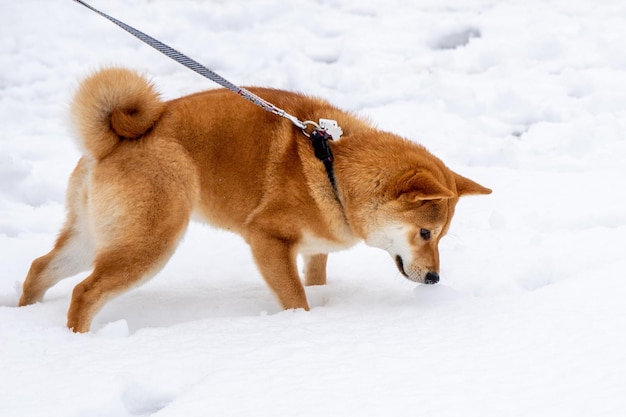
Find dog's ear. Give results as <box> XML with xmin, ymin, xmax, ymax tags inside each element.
<box><xmin>394</xmin><ymin>170</ymin><xmax>454</xmax><ymax>202</ymax></box>
<box><xmin>454</xmin><ymin>172</ymin><xmax>493</xmax><ymax>196</ymax></box>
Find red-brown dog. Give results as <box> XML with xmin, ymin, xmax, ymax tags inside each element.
<box><xmin>20</xmin><ymin>68</ymin><xmax>491</xmax><ymax>332</ymax></box>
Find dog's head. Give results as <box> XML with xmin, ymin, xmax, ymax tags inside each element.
<box><xmin>363</xmin><ymin>168</ymin><xmax>491</xmax><ymax>284</ymax></box>
<box><xmin>335</xmin><ymin>131</ymin><xmax>491</xmax><ymax>284</ymax></box>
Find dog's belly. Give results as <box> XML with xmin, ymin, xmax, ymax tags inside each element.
<box><xmin>297</xmin><ymin>233</ymin><xmax>356</xmax><ymax>255</ymax></box>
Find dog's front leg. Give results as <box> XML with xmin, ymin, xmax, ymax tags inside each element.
<box><xmin>303</xmin><ymin>254</ymin><xmax>328</xmax><ymax>286</ymax></box>
<box><xmin>248</xmin><ymin>233</ymin><xmax>310</xmax><ymax>311</ymax></box>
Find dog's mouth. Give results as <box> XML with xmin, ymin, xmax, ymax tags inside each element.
<box><xmin>394</xmin><ymin>255</ymin><xmax>440</xmax><ymax>284</ymax></box>
<box><xmin>395</xmin><ymin>255</ymin><xmax>409</xmax><ymax>278</ymax></box>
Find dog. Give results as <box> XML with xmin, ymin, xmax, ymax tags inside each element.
<box><xmin>19</xmin><ymin>68</ymin><xmax>491</xmax><ymax>332</ymax></box>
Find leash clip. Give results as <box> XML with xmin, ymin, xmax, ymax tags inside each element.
<box><xmin>302</xmin><ymin>118</ymin><xmax>342</xmax><ymax>162</ymax></box>
<box><xmin>319</xmin><ymin>118</ymin><xmax>343</xmax><ymax>141</ymax></box>
<box><xmin>301</xmin><ymin>118</ymin><xmax>342</xmax><ymax>141</ymax></box>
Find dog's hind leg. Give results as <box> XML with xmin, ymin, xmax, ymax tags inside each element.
<box><xmin>20</xmin><ymin>160</ymin><xmax>95</xmax><ymax>306</ymax></box>
<box><xmin>303</xmin><ymin>254</ymin><xmax>328</xmax><ymax>286</ymax></box>
<box><xmin>66</xmin><ymin>151</ymin><xmax>197</xmax><ymax>332</ymax></box>
<box><xmin>19</xmin><ymin>226</ymin><xmax>94</xmax><ymax>306</ymax></box>
<box><xmin>65</xmin><ymin>200</ymin><xmax>191</xmax><ymax>333</ymax></box>
<box><xmin>66</xmin><ymin>238</ymin><xmax>184</xmax><ymax>332</ymax></box>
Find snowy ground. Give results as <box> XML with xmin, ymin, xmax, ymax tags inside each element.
<box><xmin>2</xmin><ymin>0</ymin><xmax>626</xmax><ymax>416</ymax></box>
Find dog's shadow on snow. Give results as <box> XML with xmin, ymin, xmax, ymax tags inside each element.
<box><xmin>94</xmin><ymin>281</ymin><xmax>284</xmax><ymax>333</ymax></box>
<box><xmin>92</xmin><ymin>277</ymin><xmax>419</xmax><ymax>334</ymax></box>
<box><xmin>0</xmin><ymin>295</ymin><xmax>19</xmax><ymax>307</ymax></box>
<box><xmin>8</xmin><ymin>269</ymin><xmax>461</xmax><ymax>334</ymax></box>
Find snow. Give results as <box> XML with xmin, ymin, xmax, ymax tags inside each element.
<box><xmin>1</xmin><ymin>0</ymin><xmax>625</xmax><ymax>415</ymax></box>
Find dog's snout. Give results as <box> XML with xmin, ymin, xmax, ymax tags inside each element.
<box><xmin>424</xmin><ymin>271</ymin><xmax>439</xmax><ymax>285</ymax></box>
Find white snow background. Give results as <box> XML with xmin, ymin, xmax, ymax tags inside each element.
<box><xmin>1</xmin><ymin>0</ymin><xmax>625</xmax><ymax>416</ymax></box>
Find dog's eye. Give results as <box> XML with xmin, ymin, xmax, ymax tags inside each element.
<box><xmin>420</xmin><ymin>228</ymin><xmax>431</xmax><ymax>241</ymax></box>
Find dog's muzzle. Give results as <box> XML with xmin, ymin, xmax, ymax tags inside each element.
<box><xmin>395</xmin><ymin>255</ymin><xmax>439</xmax><ymax>284</ymax></box>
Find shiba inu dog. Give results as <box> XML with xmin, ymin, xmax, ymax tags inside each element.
<box><xmin>19</xmin><ymin>68</ymin><xmax>491</xmax><ymax>332</ymax></box>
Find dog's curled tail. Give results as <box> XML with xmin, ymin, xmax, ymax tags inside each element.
<box><xmin>71</xmin><ymin>67</ymin><xmax>165</xmax><ymax>161</ymax></box>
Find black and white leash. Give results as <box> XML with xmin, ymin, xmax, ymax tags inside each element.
<box><xmin>72</xmin><ymin>0</ymin><xmax>344</xmax><ymax>197</ymax></box>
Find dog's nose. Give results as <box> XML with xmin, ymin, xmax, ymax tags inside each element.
<box><xmin>424</xmin><ymin>272</ymin><xmax>439</xmax><ymax>284</ymax></box>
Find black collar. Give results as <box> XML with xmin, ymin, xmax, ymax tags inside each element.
<box><xmin>309</xmin><ymin>128</ymin><xmax>340</xmax><ymax>200</ymax></box>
